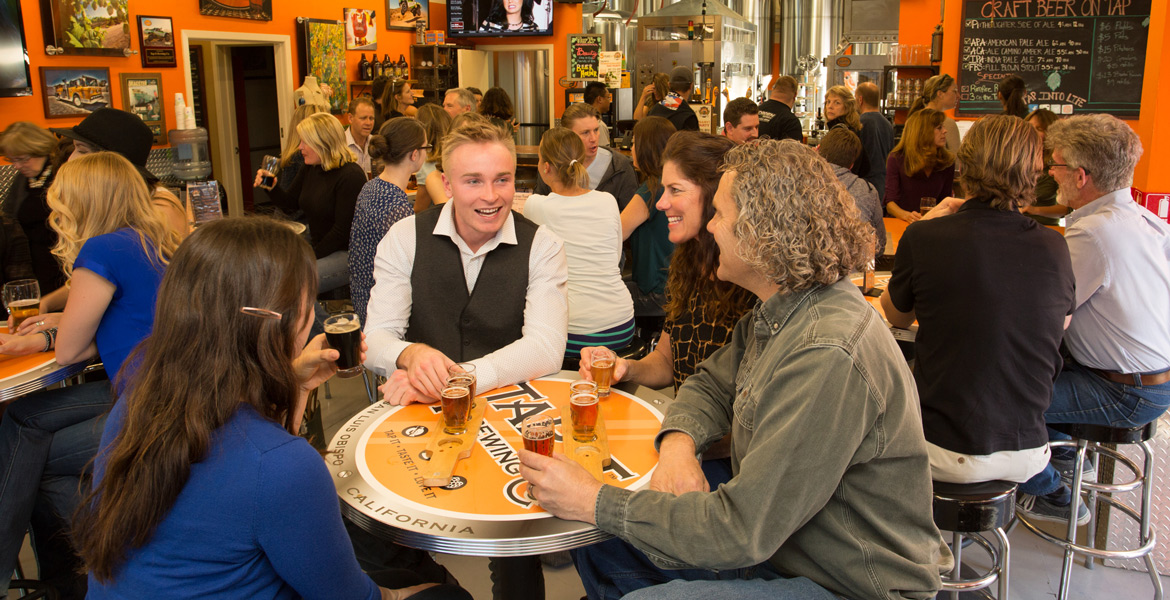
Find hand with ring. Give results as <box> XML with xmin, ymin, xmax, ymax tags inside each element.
<box><xmin>16</xmin><ymin>312</ymin><xmax>62</xmax><ymax>335</ymax></box>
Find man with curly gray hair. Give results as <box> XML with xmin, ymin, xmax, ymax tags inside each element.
<box><xmin>1014</xmin><ymin>113</ymin><xmax>1170</xmax><ymax>524</ymax></box>
<box><xmin>520</xmin><ymin>139</ymin><xmax>951</xmax><ymax>600</ymax></box>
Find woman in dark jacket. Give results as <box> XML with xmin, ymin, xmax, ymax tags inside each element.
<box><xmin>1</xmin><ymin>122</ymin><xmax>67</xmax><ymax>291</ymax></box>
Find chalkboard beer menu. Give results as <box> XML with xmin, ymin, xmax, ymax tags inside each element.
<box><xmin>568</xmin><ymin>34</ymin><xmax>602</xmax><ymax>81</ymax></box>
<box><xmin>958</xmin><ymin>0</ymin><xmax>1150</xmax><ymax>118</ymax></box>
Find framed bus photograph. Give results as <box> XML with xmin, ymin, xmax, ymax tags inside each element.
<box><xmin>120</xmin><ymin>72</ymin><xmax>167</xmax><ymax>145</ymax></box>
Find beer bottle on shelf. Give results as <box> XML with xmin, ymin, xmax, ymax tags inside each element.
<box><xmin>371</xmin><ymin>55</ymin><xmax>382</xmax><ymax>78</ymax></box>
<box><xmin>815</xmin><ymin>107</ymin><xmax>824</xmax><ymax>131</ymax></box>
<box><xmin>398</xmin><ymin>54</ymin><xmax>409</xmax><ymax>79</ymax></box>
<box><xmin>384</xmin><ymin>54</ymin><xmax>394</xmax><ymax>77</ymax></box>
<box><xmin>358</xmin><ymin>53</ymin><xmax>371</xmax><ymax>81</ymax></box>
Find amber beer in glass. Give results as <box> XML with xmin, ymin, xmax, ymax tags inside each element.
<box><xmin>590</xmin><ymin>348</ymin><xmax>616</xmax><ymax>397</ymax></box>
<box><xmin>570</xmin><ymin>392</ymin><xmax>599</xmax><ymax>442</ymax></box>
<box><xmin>3</xmin><ymin>279</ymin><xmax>40</xmax><ymax>329</ymax></box>
<box><xmin>447</xmin><ymin>363</ymin><xmax>477</xmax><ymax>401</ymax></box>
<box><xmin>440</xmin><ymin>385</ymin><xmax>472</xmax><ymax>434</ymax></box>
<box><xmin>323</xmin><ymin>313</ymin><xmax>363</xmax><ymax>377</ymax></box>
<box><xmin>522</xmin><ymin>415</ymin><xmax>555</xmax><ymax>456</ymax></box>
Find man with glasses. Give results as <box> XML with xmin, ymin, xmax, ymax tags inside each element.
<box><xmin>1015</xmin><ymin>114</ymin><xmax>1170</xmax><ymax>523</ymax></box>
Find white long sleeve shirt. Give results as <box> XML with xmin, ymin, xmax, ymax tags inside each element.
<box><xmin>363</xmin><ymin>202</ymin><xmax>569</xmax><ymax>392</ymax></box>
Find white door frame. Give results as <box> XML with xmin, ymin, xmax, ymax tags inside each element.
<box><xmin>474</xmin><ymin>44</ymin><xmax>556</xmax><ymax>127</ymax></box>
<box><xmin>180</xmin><ymin>30</ymin><xmax>294</xmax><ymax>216</ymax></box>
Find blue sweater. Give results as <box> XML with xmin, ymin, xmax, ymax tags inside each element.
<box><xmin>87</xmin><ymin>402</ymin><xmax>379</xmax><ymax>600</ymax></box>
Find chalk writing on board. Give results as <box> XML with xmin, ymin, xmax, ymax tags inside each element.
<box><xmin>957</xmin><ymin>0</ymin><xmax>1150</xmax><ymax>118</ymax></box>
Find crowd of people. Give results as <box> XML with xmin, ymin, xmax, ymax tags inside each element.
<box><xmin>0</xmin><ymin>67</ymin><xmax>1167</xmax><ymax>600</ymax></box>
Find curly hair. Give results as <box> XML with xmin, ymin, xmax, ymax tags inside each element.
<box><xmin>479</xmin><ymin>87</ymin><xmax>515</xmax><ymax>121</ymax></box>
<box><xmin>722</xmin><ymin>140</ymin><xmax>873</xmax><ymax>293</ymax></box>
<box><xmin>661</xmin><ymin>131</ymin><xmax>753</xmax><ymax>323</ymax></box>
<box><xmin>956</xmin><ymin>115</ymin><xmax>1042</xmax><ymax>211</ymax></box>
<box><xmin>47</xmin><ymin>152</ymin><xmax>179</xmax><ymax>278</ymax></box>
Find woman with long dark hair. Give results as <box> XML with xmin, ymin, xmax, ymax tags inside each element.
<box><xmin>619</xmin><ymin>116</ymin><xmax>676</xmax><ymax>315</ymax></box>
<box><xmin>580</xmin><ymin>130</ymin><xmax>753</xmax><ymax>392</ymax></box>
<box><xmin>480</xmin><ymin>0</ymin><xmax>537</xmax><ymax>31</ymax></box>
<box><xmin>479</xmin><ymin>87</ymin><xmax>517</xmax><ymax>136</ymax></box>
<box><xmin>884</xmin><ymin>108</ymin><xmax>956</xmax><ymax>222</ymax></box>
<box><xmin>999</xmin><ymin>75</ymin><xmax>1029</xmax><ymax>119</ymax></box>
<box><xmin>0</xmin><ymin>152</ymin><xmax>181</xmax><ymax>596</ymax></box>
<box><xmin>380</xmin><ymin>79</ymin><xmax>416</xmax><ymax>121</ymax></box>
<box><xmin>73</xmin><ymin>217</ymin><xmax>469</xmax><ymax>600</ymax></box>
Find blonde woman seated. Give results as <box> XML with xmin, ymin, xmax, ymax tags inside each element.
<box><xmin>523</xmin><ymin>128</ymin><xmax>634</xmax><ymax>360</ymax></box>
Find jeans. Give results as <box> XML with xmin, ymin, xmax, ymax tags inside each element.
<box><xmin>0</xmin><ymin>381</ymin><xmax>112</xmax><ymax>594</ymax></box>
<box><xmin>318</xmin><ymin>250</ymin><xmax>350</xmax><ymax>294</ymax></box>
<box><xmin>1020</xmin><ymin>360</ymin><xmax>1170</xmax><ymax>497</ymax></box>
<box><xmin>572</xmin><ymin>537</ymin><xmax>818</xmax><ymax>600</ymax></box>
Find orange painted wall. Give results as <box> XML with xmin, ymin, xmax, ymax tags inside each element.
<box><xmin>899</xmin><ymin>0</ymin><xmax>1169</xmax><ymax>191</ymax></box>
<box><xmin>3</xmin><ymin>0</ymin><xmax>584</xmax><ymax>138</ymax></box>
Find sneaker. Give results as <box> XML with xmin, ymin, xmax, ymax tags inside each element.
<box><xmin>1017</xmin><ymin>492</ymin><xmax>1091</xmax><ymax>526</ymax></box>
<box><xmin>1052</xmin><ymin>454</ymin><xmax>1097</xmax><ymax>484</ymax></box>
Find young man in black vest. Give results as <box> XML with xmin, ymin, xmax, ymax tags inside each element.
<box><xmin>363</xmin><ymin>118</ymin><xmax>569</xmax><ymax>599</ymax></box>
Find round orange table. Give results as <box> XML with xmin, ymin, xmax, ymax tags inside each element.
<box><xmin>330</xmin><ymin>371</ymin><xmax>668</xmax><ymax>556</ymax></box>
<box><xmin>0</xmin><ymin>340</ymin><xmax>90</xmax><ymax>403</ymax></box>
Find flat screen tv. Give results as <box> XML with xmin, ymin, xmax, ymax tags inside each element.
<box><xmin>0</xmin><ymin>0</ymin><xmax>33</xmax><ymax>97</ymax></box>
<box><xmin>447</xmin><ymin>0</ymin><xmax>553</xmax><ymax>38</ymax></box>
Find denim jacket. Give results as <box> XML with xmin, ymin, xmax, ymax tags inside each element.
<box><xmin>595</xmin><ymin>278</ymin><xmax>951</xmax><ymax>600</ymax></box>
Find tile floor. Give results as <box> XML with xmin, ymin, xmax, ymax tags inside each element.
<box><xmin>15</xmin><ymin>371</ymin><xmax>1168</xmax><ymax>599</ymax></box>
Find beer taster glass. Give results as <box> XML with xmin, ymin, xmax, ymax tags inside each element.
<box><xmin>259</xmin><ymin>155</ymin><xmax>280</xmax><ymax>189</ymax></box>
<box><xmin>570</xmin><ymin>392</ymin><xmax>599</xmax><ymax>442</ymax></box>
<box><xmin>920</xmin><ymin>196</ymin><xmax>937</xmax><ymax>215</ymax></box>
<box><xmin>440</xmin><ymin>384</ymin><xmax>472</xmax><ymax>434</ymax></box>
<box><xmin>522</xmin><ymin>415</ymin><xmax>555</xmax><ymax>457</ymax></box>
<box><xmin>3</xmin><ymin>279</ymin><xmax>40</xmax><ymax>329</ymax></box>
<box><xmin>569</xmin><ymin>379</ymin><xmax>598</xmax><ymax>396</ymax></box>
<box><xmin>590</xmin><ymin>348</ymin><xmax>616</xmax><ymax>398</ymax></box>
<box><xmin>447</xmin><ymin>362</ymin><xmax>477</xmax><ymax>401</ymax></box>
<box><xmin>323</xmin><ymin>312</ymin><xmax>363</xmax><ymax>377</ymax></box>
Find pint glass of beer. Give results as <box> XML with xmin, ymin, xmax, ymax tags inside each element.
<box><xmin>3</xmin><ymin>279</ymin><xmax>40</xmax><ymax>329</ymax></box>
<box><xmin>570</xmin><ymin>393</ymin><xmax>599</xmax><ymax>442</ymax></box>
<box><xmin>323</xmin><ymin>312</ymin><xmax>363</xmax><ymax>377</ymax></box>
<box><xmin>440</xmin><ymin>384</ymin><xmax>472</xmax><ymax>434</ymax></box>
<box><xmin>590</xmin><ymin>348</ymin><xmax>616</xmax><ymax>398</ymax></box>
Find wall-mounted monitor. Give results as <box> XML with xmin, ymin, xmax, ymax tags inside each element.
<box><xmin>447</xmin><ymin>0</ymin><xmax>553</xmax><ymax>38</ymax></box>
<box><xmin>0</xmin><ymin>0</ymin><xmax>33</xmax><ymax>97</ymax></box>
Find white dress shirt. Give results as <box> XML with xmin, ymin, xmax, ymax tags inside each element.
<box><xmin>363</xmin><ymin>202</ymin><xmax>569</xmax><ymax>392</ymax></box>
<box><xmin>1064</xmin><ymin>188</ymin><xmax>1170</xmax><ymax>373</ymax></box>
<box><xmin>345</xmin><ymin>128</ymin><xmax>372</xmax><ymax>175</ymax></box>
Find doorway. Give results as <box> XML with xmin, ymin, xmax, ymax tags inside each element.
<box><xmin>475</xmin><ymin>44</ymin><xmax>555</xmax><ymax>146</ymax></box>
<box><xmin>181</xmin><ymin>30</ymin><xmax>294</xmax><ymax>216</ymax></box>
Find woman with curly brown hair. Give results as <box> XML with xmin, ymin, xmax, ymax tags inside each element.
<box><xmin>478</xmin><ymin>87</ymin><xmax>517</xmax><ymax>137</ymax></box>
<box><xmin>580</xmin><ymin>130</ymin><xmax>754</xmax><ymax>392</ymax></box>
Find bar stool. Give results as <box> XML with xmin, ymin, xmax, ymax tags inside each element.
<box><xmin>1018</xmin><ymin>421</ymin><xmax>1162</xmax><ymax>600</ymax></box>
<box><xmin>10</xmin><ymin>564</ymin><xmax>57</xmax><ymax>600</ymax></box>
<box><xmin>932</xmin><ymin>480</ymin><xmax>1016</xmax><ymax>599</ymax></box>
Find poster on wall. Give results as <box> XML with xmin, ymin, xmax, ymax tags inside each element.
<box><xmin>296</xmin><ymin>18</ymin><xmax>348</xmax><ymax>114</ymax></box>
<box><xmin>137</xmin><ymin>16</ymin><xmax>175</xmax><ymax>68</ymax></box>
<box><xmin>120</xmin><ymin>73</ymin><xmax>167</xmax><ymax>145</ymax></box>
<box><xmin>198</xmin><ymin>0</ymin><xmax>272</xmax><ymax>22</ymax></box>
<box><xmin>567</xmin><ymin>34</ymin><xmax>601</xmax><ymax>81</ymax></box>
<box><xmin>385</xmin><ymin>0</ymin><xmax>426</xmax><ymax>30</ymax></box>
<box><xmin>345</xmin><ymin>8</ymin><xmax>376</xmax><ymax>50</ymax></box>
<box><xmin>40</xmin><ymin>0</ymin><xmax>130</xmax><ymax>56</ymax></box>
<box><xmin>39</xmin><ymin>66</ymin><xmax>110</xmax><ymax>118</ymax></box>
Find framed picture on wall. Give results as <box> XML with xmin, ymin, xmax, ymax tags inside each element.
<box><xmin>345</xmin><ymin>9</ymin><xmax>377</xmax><ymax>51</ymax></box>
<box><xmin>40</xmin><ymin>0</ymin><xmax>131</xmax><ymax>56</ymax></box>
<box><xmin>198</xmin><ymin>0</ymin><xmax>272</xmax><ymax>22</ymax></box>
<box><xmin>137</xmin><ymin>16</ymin><xmax>176</xmax><ymax>68</ymax></box>
<box><xmin>296</xmin><ymin>18</ymin><xmax>348</xmax><ymax>114</ymax></box>
<box><xmin>385</xmin><ymin>0</ymin><xmax>427</xmax><ymax>30</ymax></box>
<box><xmin>120</xmin><ymin>73</ymin><xmax>167</xmax><ymax>145</ymax></box>
<box><xmin>39</xmin><ymin>66</ymin><xmax>111</xmax><ymax>118</ymax></box>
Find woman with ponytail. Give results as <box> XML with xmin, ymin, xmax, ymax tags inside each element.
<box><xmin>908</xmin><ymin>73</ymin><xmax>961</xmax><ymax>157</ymax></box>
<box><xmin>349</xmin><ymin>117</ymin><xmax>428</xmax><ymax>324</ymax></box>
<box><xmin>74</xmin><ymin>217</ymin><xmax>469</xmax><ymax>600</ymax></box>
<box><xmin>523</xmin><ymin>127</ymin><xmax>634</xmax><ymax>361</ymax></box>
<box><xmin>999</xmin><ymin>75</ymin><xmax>1029</xmax><ymax>119</ymax></box>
